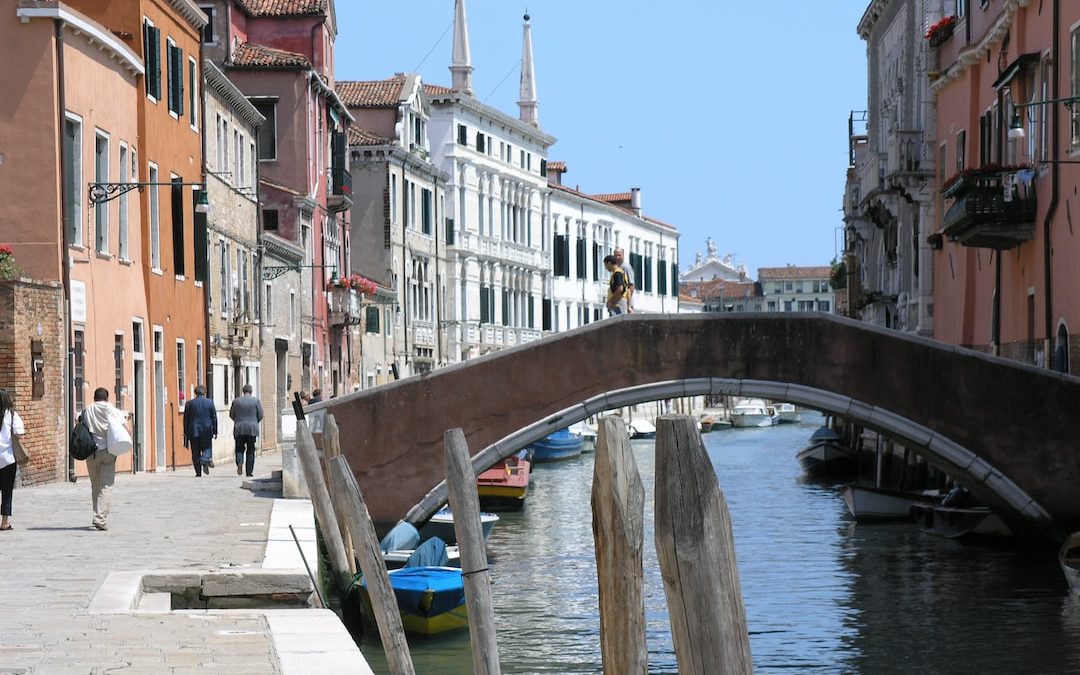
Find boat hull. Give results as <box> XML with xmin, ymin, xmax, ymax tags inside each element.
<box><xmin>476</xmin><ymin>457</ymin><xmax>531</xmax><ymax>511</ymax></box>
<box><xmin>1059</xmin><ymin>532</ymin><xmax>1080</xmax><ymax>596</ymax></box>
<box><xmin>420</xmin><ymin>510</ymin><xmax>499</xmax><ymax>544</ymax></box>
<box><xmin>842</xmin><ymin>484</ymin><xmax>943</xmax><ymax>521</ymax></box>
<box><xmin>910</xmin><ymin>503</ymin><xmax>1012</xmax><ymax>540</ymax></box>
<box><xmin>797</xmin><ymin>440</ymin><xmax>857</xmax><ymax>479</ymax></box>
<box><xmin>730</xmin><ymin>413</ymin><xmax>774</xmax><ymax>428</ymax></box>
<box><xmin>529</xmin><ymin>429</ymin><xmax>584</xmax><ymax>462</ymax></box>
<box><xmin>362</xmin><ymin>566</ymin><xmax>468</xmax><ymax>635</ymax></box>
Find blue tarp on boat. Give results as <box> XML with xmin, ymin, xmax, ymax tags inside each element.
<box><xmin>379</xmin><ymin>520</ymin><xmax>421</xmax><ymax>552</ymax></box>
<box><xmin>405</xmin><ymin>536</ymin><xmax>450</xmax><ymax>568</ymax></box>
<box><xmin>362</xmin><ymin>567</ymin><xmax>466</xmax><ymax>618</ymax></box>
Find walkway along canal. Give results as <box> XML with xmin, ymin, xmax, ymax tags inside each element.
<box><xmin>356</xmin><ymin>411</ymin><xmax>1080</xmax><ymax>674</ymax></box>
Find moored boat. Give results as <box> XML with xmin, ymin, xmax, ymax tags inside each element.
<box><xmin>909</xmin><ymin>502</ymin><xmax>1012</xmax><ymax>540</ymax></box>
<box><xmin>1059</xmin><ymin>532</ymin><xmax>1080</xmax><ymax>595</ymax></box>
<box><xmin>730</xmin><ymin>399</ymin><xmax>778</xmax><ymax>428</ymax></box>
<box><xmin>797</xmin><ymin>426</ymin><xmax>857</xmax><ymax>479</ymax></box>
<box><xmin>775</xmin><ymin>403</ymin><xmax>801</xmax><ymax>424</ymax></box>
<box><xmin>627</xmin><ymin>418</ymin><xmax>657</xmax><ymax>439</ymax></box>
<box><xmin>419</xmin><ymin>506</ymin><xmax>499</xmax><ymax>545</ymax></box>
<box><xmin>568</xmin><ymin>421</ymin><xmax>597</xmax><ymax>452</ymax></box>
<box><xmin>842</xmin><ymin>483</ymin><xmax>944</xmax><ymax>521</ymax></box>
<box><xmin>529</xmin><ymin>427</ymin><xmax>585</xmax><ymax>462</ymax></box>
<box><xmin>476</xmin><ymin>451</ymin><xmax>532</xmax><ymax>511</ymax></box>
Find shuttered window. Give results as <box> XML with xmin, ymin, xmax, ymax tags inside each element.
<box><xmin>143</xmin><ymin>21</ymin><xmax>161</xmax><ymax>100</ymax></box>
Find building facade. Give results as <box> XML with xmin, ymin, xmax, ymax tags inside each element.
<box><xmin>758</xmin><ymin>266</ymin><xmax>835</xmax><ymax>313</ymax></box>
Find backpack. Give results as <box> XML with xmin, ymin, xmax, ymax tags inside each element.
<box><xmin>70</xmin><ymin>412</ymin><xmax>97</xmax><ymax>461</ymax></box>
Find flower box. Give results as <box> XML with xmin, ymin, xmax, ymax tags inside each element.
<box><xmin>925</xmin><ymin>16</ymin><xmax>957</xmax><ymax>49</ymax></box>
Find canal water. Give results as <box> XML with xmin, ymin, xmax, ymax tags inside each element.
<box><xmin>358</xmin><ymin>411</ymin><xmax>1080</xmax><ymax>674</ymax></box>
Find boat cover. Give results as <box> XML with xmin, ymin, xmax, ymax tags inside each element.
<box><xmin>380</xmin><ymin>520</ymin><xmax>421</xmax><ymax>553</ymax></box>
<box><xmin>809</xmin><ymin>426</ymin><xmax>840</xmax><ymax>441</ymax></box>
<box><xmin>374</xmin><ymin>567</ymin><xmax>466</xmax><ymax>617</ymax></box>
<box><xmin>406</xmin><ymin>536</ymin><xmax>450</xmax><ymax>568</ymax></box>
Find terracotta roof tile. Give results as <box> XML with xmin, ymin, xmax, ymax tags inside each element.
<box><xmin>592</xmin><ymin>192</ymin><xmax>632</xmax><ymax>204</ymax></box>
<box><xmin>231</xmin><ymin>42</ymin><xmax>310</xmax><ymax>69</ymax></box>
<box><xmin>547</xmin><ymin>160</ymin><xmax>567</xmax><ymax>172</ymax></box>
<box><xmin>347</xmin><ymin>127</ymin><xmax>392</xmax><ymax>146</ymax></box>
<box><xmin>757</xmin><ymin>266</ymin><xmax>833</xmax><ymax>280</ymax></box>
<box><xmin>236</xmin><ymin>0</ymin><xmax>326</xmax><ymax>17</ymax></box>
<box><xmin>337</xmin><ymin>78</ymin><xmax>405</xmax><ymax>108</ymax></box>
<box><xmin>423</xmin><ymin>83</ymin><xmax>455</xmax><ymax>97</ymax></box>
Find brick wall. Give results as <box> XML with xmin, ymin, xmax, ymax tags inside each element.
<box><xmin>0</xmin><ymin>279</ymin><xmax>66</xmax><ymax>485</ymax></box>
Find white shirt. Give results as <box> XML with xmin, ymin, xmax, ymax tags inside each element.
<box><xmin>0</xmin><ymin>410</ymin><xmax>26</xmax><ymax>470</ymax></box>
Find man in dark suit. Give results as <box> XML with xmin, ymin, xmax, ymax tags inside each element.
<box><xmin>182</xmin><ymin>385</ymin><xmax>218</xmax><ymax>476</ymax></box>
<box><xmin>229</xmin><ymin>384</ymin><xmax>264</xmax><ymax>477</ymax></box>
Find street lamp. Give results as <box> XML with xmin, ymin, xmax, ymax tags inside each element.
<box><xmin>88</xmin><ymin>180</ymin><xmax>210</xmax><ymax>212</ymax></box>
<box><xmin>1008</xmin><ymin>110</ymin><xmax>1025</xmax><ymax>140</ymax></box>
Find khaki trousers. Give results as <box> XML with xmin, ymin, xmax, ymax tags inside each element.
<box><xmin>85</xmin><ymin>450</ymin><xmax>116</xmax><ymax>528</ymax></box>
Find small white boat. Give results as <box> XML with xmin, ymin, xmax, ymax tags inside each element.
<box><xmin>1059</xmin><ymin>532</ymin><xmax>1080</xmax><ymax>595</ymax></box>
<box><xmin>568</xmin><ymin>421</ymin><xmax>597</xmax><ymax>451</ymax></box>
<box><xmin>627</xmin><ymin>418</ymin><xmax>656</xmax><ymax>439</ymax></box>
<box><xmin>909</xmin><ymin>502</ymin><xmax>1011</xmax><ymax>540</ymax></box>
<box><xmin>730</xmin><ymin>399</ymin><xmax>778</xmax><ymax>428</ymax></box>
<box><xmin>419</xmin><ymin>507</ymin><xmax>499</xmax><ymax>545</ymax></box>
<box><xmin>775</xmin><ymin>403</ymin><xmax>800</xmax><ymax>424</ymax></box>
<box><xmin>842</xmin><ymin>484</ymin><xmax>944</xmax><ymax>521</ymax></box>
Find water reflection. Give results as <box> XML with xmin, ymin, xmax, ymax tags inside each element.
<box><xmin>360</xmin><ymin>412</ymin><xmax>1080</xmax><ymax>674</ymax></box>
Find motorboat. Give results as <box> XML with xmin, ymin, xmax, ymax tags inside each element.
<box><xmin>568</xmin><ymin>421</ymin><xmax>597</xmax><ymax>452</ymax></box>
<box><xmin>909</xmin><ymin>502</ymin><xmax>1011</xmax><ymax>540</ymax></box>
<box><xmin>841</xmin><ymin>483</ymin><xmax>944</xmax><ymax>521</ymax></box>
<box><xmin>359</xmin><ymin>537</ymin><xmax>468</xmax><ymax>635</ymax></box>
<box><xmin>796</xmin><ymin>426</ymin><xmax>857</xmax><ymax>479</ymax></box>
<box><xmin>476</xmin><ymin>451</ymin><xmax>531</xmax><ymax>511</ymax></box>
<box><xmin>730</xmin><ymin>399</ymin><xmax>778</xmax><ymax>428</ymax></box>
<box><xmin>627</xmin><ymin>418</ymin><xmax>657</xmax><ymax>439</ymax></box>
<box><xmin>528</xmin><ymin>427</ymin><xmax>585</xmax><ymax>462</ymax></box>
<box><xmin>775</xmin><ymin>403</ymin><xmax>801</xmax><ymax>424</ymax></box>
<box><xmin>1059</xmin><ymin>532</ymin><xmax>1080</xmax><ymax>596</ymax></box>
<box><xmin>419</xmin><ymin>506</ymin><xmax>499</xmax><ymax>545</ymax></box>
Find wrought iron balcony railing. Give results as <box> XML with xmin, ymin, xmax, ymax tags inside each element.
<box><xmin>942</xmin><ymin>169</ymin><xmax>1036</xmax><ymax>250</ymax></box>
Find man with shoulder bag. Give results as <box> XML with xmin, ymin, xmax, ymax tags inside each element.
<box><xmin>81</xmin><ymin>387</ymin><xmax>130</xmax><ymax>531</ymax></box>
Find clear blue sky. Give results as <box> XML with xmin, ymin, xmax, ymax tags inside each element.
<box><xmin>334</xmin><ymin>2</ymin><xmax>868</xmax><ymax>271</ymax></box>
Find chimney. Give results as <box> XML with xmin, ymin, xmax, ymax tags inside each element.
<box><xmin>630</xmin><ymin>187</ymin><xmax>642</xmax><ymax>217</ymax></box>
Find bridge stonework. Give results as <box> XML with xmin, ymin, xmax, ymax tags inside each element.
<box><xmin>310</xmin><ymin>314</ymin><xmax>1080</xmax><ymax>537</ymax></box>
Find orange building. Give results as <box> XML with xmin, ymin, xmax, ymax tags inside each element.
<box><xmin>930</xmin><ymin>1</ymin><xmax>1080</xmax><ymax>371</ymax></box>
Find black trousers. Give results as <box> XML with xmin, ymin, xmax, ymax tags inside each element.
<box><xmin>235</xmin><ymin>435</ymin><xmax>257</xmax><ymax>476</ymax></box>
<box><xmin>190</xmin><ymin>436</ymin><xmax>212</xmax><ymax>475</ymax></box>
<box><xmin>0</xmin><ymin>462</ymin><xmax>16</xmax><ymax>517</ymax></box>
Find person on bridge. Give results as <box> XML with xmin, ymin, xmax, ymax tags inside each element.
<box><xmin>229</xmin><ymin>384</ymin><xmax>264</xmax><ymax>477</ymax></box>
<box><xmin>604</xmin><ymin>255</ymin><xmax>628</xmax><ymax>316</ymax></box>
<box><xmin>183</xmin><ymin>385</ymin><xmax>218</xmax><ymax>477</ymax></box>
<box><xmin>614</xmin><ymin>247</ymin><xmax>635</xmax><ymax>314</ymax></box>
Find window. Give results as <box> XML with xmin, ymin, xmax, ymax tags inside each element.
<box><xmin>520</xmin><ymin>149</ymin><xmax>525</xmax><ymax>168</ymax></box>
<box><xmin>119</xmin><ymin>144</ymin><xmax>129</xmax><ymax>259</ymax></box>
<box><xmin>365</xmin><ymin>306</ymin><xmax>380</xmax><ymax>333</ymax></box>
<box><xmin>1041</xmin><ymin>58</ymin><xmax>1051</xmax><ymax>162</ymax></box>
<box><xmin>215</xmin><ymin>114</ymin><xmax>224</xmax><ymax>169</ymax></box>
<box><xmin>166</xmin><ymin>38</ymin><xmax>184</xmax><ymax>117</ymax></box>
<box><xmin>222</xmin><ymin>120</ymin><xmax>229</xmax><ymax>171</ymax></box>
<box><xmin>795</xmin><ymin>281</ymin><xmax>804</xmax><ymax>293</ymax></box>
<box><xmin>955</xmin><ymin>130</ymin><xmax>966</xmax><ymax>173</ymax></box>
<box><xmin>94</xmin><ymin>132</ymin><xmax>109</xmax><ymax>253</ymax></box>
<box><xmin>74</xmin><ymin>330</ymin><xmax>85</xmax><ymax>412</ymax></box>
<box><xmin>421</xmin><ymin>188</ymin><xmax>433</xmax><ymax>235</ymax></box>
<box><xmin>476</xmin><ymin>132</ymin><xmax>485</xmax><ymax>153</ymax></box>
<box><xmin>188</xmin><ymin>57</ymin><xmax>198</xmax><ymax>129</ymax></box>
<box><xmin>196</xmin><ymin>341</ymin><xmax>204</xmax><ymax>389</ymax></box>
<box><xmin>289</xmin><ymin>291</ymin><xmax>296</xmax><ymax>335</ymax></box>
<box><xmin>132</xmin><ymin>321</ymin><xmax>143</xmax><ymax>354</ymax></box>
<box><xmin>252</xmin><ymin>100</ymin><xmax>277</xmax><ymax>160</ymax></box>
<box><xmin>219</xmin><ymin>240</ymin><xmax>228</xmax><ymax>316</ymax></box>
<box><xmin>658</xmin><ymin>259</ymin><xmax>668</xmax><ymax>295</ymax></box>
<box><xmin>149</xmin><ymin>163</ymin><xmax>160</xmax><ymax>269</ymax></box>
<box><xmin>457</xmin><ymin>124</ymin><xmax>467</xmax><ymax>145</ymax></box>
<box><xmin>114</xmin><ymin>334</ymin><xmax>124</xmax><ymax>404</ymax></box>
<box><xmin>234</xmin><ymin>129</ymin><xmax>241</xmax><ymax>185</ymax></box>
<box><xmin>143</xmin><ymin>19</ymin><xmax>161</xmax><ymax>100</ymax></box>
<box><xmin>818</xmin><ymin>300</ymin><xmax>831</xmax><ymax>313</ymax></box>
<box><xmin>199</xmin><ymin>5</ymin><xmax>215</xmax><ymax>44</ymax></box>
<box><xmin>264</xmin><ymin>282</ymin><xmax>273</xmax><ymax>323</ymax></box>
<box><xmin>171</xmin><ymin>176</ymin><xmax>185</xmax><ymax>275</ymax></box>
<box><xmin>176</xmin><ymin>340</ymin><xmax>186</xmax><ymax>403</ymax></box>
<box><xmin>390</xmin><ymin>175</ymin><xmax>398</xmax><ymax>223</ymax></box>
<box><xmin>540</xmin><ymin>158</ymin><xmax>547</xmax><ymax>177</ymax></box>
<box><xmin>263</xmin><ymin>209</ymin><xmax>279</xmax><ymax>231</ymax></box>
<box><xmin>64</xmin><ymin>115</ymin><xmax>83</xmax><ymax>247</ymax></box>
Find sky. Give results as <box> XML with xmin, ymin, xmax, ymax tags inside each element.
<box><xmin>334</xmin><ymin>2</ymin><xmax>869</xmax><ymax>272</ymax></box>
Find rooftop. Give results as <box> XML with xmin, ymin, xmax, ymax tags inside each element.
<box><xmin>236</xmin><ymin>0</ymin><xmax>327</xmax><ymax>17</ymax></box>
<box><xmin>758</xmin><ymin>265</ymin><xmax>833</xmax><ymax>280</ymax></box>
<box><xmin>230</xmin><ymin>42</ymin><xmax>311</xmax><ymax>69</ymax></box>
<box><xmin>337</xmin><ymin>77</ymin><xmax>405</xmax><ymax>108</ymax></box>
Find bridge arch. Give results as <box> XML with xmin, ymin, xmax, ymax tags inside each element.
<box><xmin>311</xmin><ymin>314</ymin><xmax>1080</xmax><ymax>537</ymax></box>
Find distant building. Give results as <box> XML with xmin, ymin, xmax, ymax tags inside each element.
<box><xmin>681</xmin><ymin>278</ymin><xmax>762</xmax><ymax>313</ymax></box>
<box><xmin>758</xmin><ymin>266</ymin><xmax>835</xmax><ymax>313</ymax></box>
<box><xmin>679</xmin><ymin>238</ymin><xmax>749</xmax><ymax>283</ymax></box>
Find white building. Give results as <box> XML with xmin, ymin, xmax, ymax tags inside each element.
<box><xmin>547</xmin><ymin>165</ymin><xmax>679</xmax><ymax>327</ymax></box>
<box><xmin>425</xmin><ymin>4</ymin><xmax>555</xmax><ymax>362</ymax></box>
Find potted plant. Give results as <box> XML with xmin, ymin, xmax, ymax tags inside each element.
<box><xmin>0</xmin><ymin>244</ymin><xmax>21</xmax><ymax>280</ymax></box>
<box><xmin>925</xmin><ymin>15</ymin><xmax>957</xmax><ymax>48</ymax></box>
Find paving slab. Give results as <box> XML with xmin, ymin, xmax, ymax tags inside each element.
<box><xmin>0</xmin><ymin>446</ymin><xmax>370</xmax><ymax>674</ymax></box>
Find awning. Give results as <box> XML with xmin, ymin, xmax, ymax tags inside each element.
<box><xmin>993</xmin><ymin>52</ymin><xmax>1040</xmax><ymax>90</ymax></box>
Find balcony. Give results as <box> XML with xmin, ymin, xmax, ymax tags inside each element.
<box><xmin>327</xmin><ymin>167</ymin><xmax>353</xmax><ymax>212</ymax></box>
<box><xmin>886</xmin><ymin>130</ymin><xmax>932</xmax><ymax>179</ymax></box>
<box><xmin>942</xmin><ymin>169</ymin><xmax>1036</xmax><ymax>249</ymax></box>
<box><xmin>328</xmin><ymin>286</ymin><xmax>363</xmax><ymax>326</ymax></box>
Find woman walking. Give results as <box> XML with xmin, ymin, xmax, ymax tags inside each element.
<box><xmin>0</xmin><ymin>388</ymin><xmax>26</xmax><ymax>531</ymax></box>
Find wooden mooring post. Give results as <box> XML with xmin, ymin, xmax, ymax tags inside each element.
<box><xmin>322</xmin><ymin>415</ymin><xmax>356</xmax><ymax>575</ymax></box>
<box><xmin>328</xmin><ymin>456</ymin><xmax>415</xmax><ymax>675</ymax></box>
<box><xmin>591</xmin><ymin>416</ymin><xmax>647</xmax><ymax>674</ymax></box>
<box><xmin>444</xmin><ymin>428</ymin><xmax>501</xmax><ymax>675</ymax></box>
<box><xmin>653</xmin><ymin>414</ymin><xmax>753</xmax><ymax>675</ymax></box>
<box><xmin>294</xmin><ymin>409</ymin><xmax>351</xmax><ymax>592</ymax></box>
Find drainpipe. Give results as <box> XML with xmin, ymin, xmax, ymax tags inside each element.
<box><xmin>1043</xmin><ymin>0</ymin><xmax>1061</xmax><ymax>366</ymax></box>
<box><xmin>433</xmin><ymin>171</ymin><xmax>442</xmax><ymax>366</ymax></box>
<box><xmin>55</xmin><ymin>19</ymin><xmax>75</xmax><ymax>482</ymax></box>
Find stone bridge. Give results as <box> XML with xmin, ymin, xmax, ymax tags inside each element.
<box><xmin>308</xmin><ymin>313</ymin><xmax>1080</xmax><ymax>540</ymax></box>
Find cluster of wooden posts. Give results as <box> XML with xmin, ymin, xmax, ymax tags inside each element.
<box><xmin>294</xmin><ymin>403</ymin><xmax>754</xmax><ymax>675</ymax></box>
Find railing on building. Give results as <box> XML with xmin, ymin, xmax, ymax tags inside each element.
<box><xmin>886</xmin><ymin>130</ymin><xmax>933</xmax><ymax>178</ymax></box>
<box><xmin>412</xmin><ymin>319</ymin><xmax>436</xmax><ymax>347</ymax></box>
<box><xmin>328</xmin><ymin>167</ymin><xmax>353</xmax><ymax>212</ymax></box>
<box><xmin>328</xmin><ymin>287</ymin><xmax>363</xmax><ymax>326</ymax></box>
<box><xmin>942</xmin><ymin>169</ymin><xmax>1037</xmax><ymax>250</ymax></box>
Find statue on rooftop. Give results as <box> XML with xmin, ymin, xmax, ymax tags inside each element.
<box><xmin>706</xmin><ymin>237</ymin><xmax>717</xmax><ymax>259</ymax></box>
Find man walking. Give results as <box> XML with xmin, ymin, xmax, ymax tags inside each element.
<box><xmin>604</xmin><ymin>254</ymin><xmax>628</xmax><ymax>316</ymax></box>
<box><xmin>182</xmin><ymin>385</ymin><xmax>217</xmax><ymax>476</ymax></box>
<box><xmin>82</xmin><ymin>387</ymin><xmax>129</xmax><ymax>530</ymax></box>
<box><xmin>614</xmin><ymin>247</ymin><xmax>635</xmax><ymax>314</ymax></box>
<box><xmin>229</xmin><ymin>384</ymin><xmax>264</xmax><ymax>477</ymax></box>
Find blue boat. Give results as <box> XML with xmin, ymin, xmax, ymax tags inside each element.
<box><xmin>359</xmin><ymin>538</ymin><xmax>469</xmax><ymax>635</ymax></box>
<box><xmin>528</xmin><ymin>427</ymin><xmax>584</xmax><ymax>463</ymax></box>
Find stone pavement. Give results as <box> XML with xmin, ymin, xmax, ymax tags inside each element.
<box><xmin>0</xmin><ymin>448</ymin><xmax>371</xmax><ymax>675</ymax></box>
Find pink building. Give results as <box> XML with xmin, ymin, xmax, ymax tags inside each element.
<box><xmin>3</xmin><ymin>2</ymin><xmax>149</xmax><ymax>475</ymax></box>
<box><xmin>930</xmin><ymin>1</ymin><xmax>1080</xmax><ymax>371</ymax></box>
<box><xmin>203</xmin><ymin>0</ymin><xmax>355</xmax><ymax>397</ymax></box>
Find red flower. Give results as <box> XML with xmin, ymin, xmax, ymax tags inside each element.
<box><xmin>0</xmin><ymin>244</ymin><xmax>13</xmax><ymax>256</ymax></box>
<box><xmin>925</xmin><ymin>15</ymin><xmax>957</xmax><ymax>40</ymax></box>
